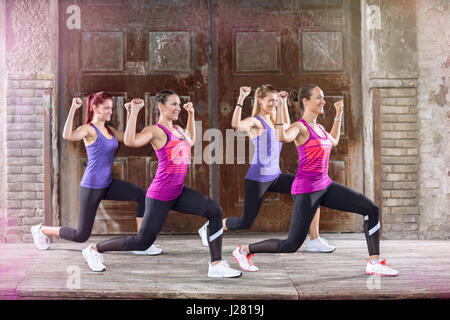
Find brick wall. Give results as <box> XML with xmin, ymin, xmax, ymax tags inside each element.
<box><xmin>1</xmin><ymin>0</ymin><xmax>57</xmax><ymax>243</ymax></box>
<box><xmin>416</xmin><ymin>0</ymin><xmax>450</xmax><ymax>239</ymax></box>
<box><xmin>0</xmin><ymin>0</ymin><xmax>6</xmax><ymax>243</ymax></box>
<box><xmin>4</xmin><ymin>73</ymin><xmax>53</xmax><ymax>242</ymax></box>
<box><xmin>369</xmin><ymin>75</ymin><xmax>420</xmax><ymax>239</ymax></box>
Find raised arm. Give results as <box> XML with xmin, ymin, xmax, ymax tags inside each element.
<box><xmin>325</xmin><ymin>100</ymin><xmax>343</xmax><ymax>147</ymax></box>
<box><xmin>62</xmin><ymin>98</ymin><xmax>90</xmax><ymax>141</ymax></box>
<box><xmin>124</xmin><ymin>98</ymin><xmax>153</xmax><ymax>148</ymax></box>
<box><xmin>108</xmin><ymin>102</ymin><xmax>131</xmax><ymax>142</ymax></box>
<box><xmin>181</xmin><ymin>102</ymin><xmax>195</xmax><ymax>146</ymax></box>
<box><xmin>278</xmin><ymin>91</ymin><xmax>291</xmax><ymax>126</ymax></box>
<box><xmin>231</xmin><ymin>86</ymin><xmax>259</xmax><ymax>132</ymax></box>
<box><xmin>274</xmin><ymin>96</ymin><xmax>304</xmax><ymax>143</ymax></box>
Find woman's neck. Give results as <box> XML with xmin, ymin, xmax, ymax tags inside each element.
<box><xmin>302</xmin><ymin>111</ymin><xmax>319</xmax><ymax>126</ymax></box>
<box><xmin>91</xmin><ymin>118</ymin><xmax>105</xmax><ymax>128</ymax></box>
<box><xmin>158</xmin><ymin>117</ymin><xmax>173</xmax><ymax>129</ymax></box>
<box><xmin>257</xmin><ymin>110</ymin><xmax>272</xmax><ymax>122</ymax></box>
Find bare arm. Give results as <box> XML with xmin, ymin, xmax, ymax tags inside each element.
<box><xmin>181</xmin><ymin>102</ymin><xmax>195</xmax><ymax>146</ymax></box>
<box><xmin>234</xmin><ymin>116</ymin><xmax>260</xmax><ymax>132</ymax></box>
<box><xmin>326</xmin><ymin>100</ymin><xmax>344</xmax><ymax>147</ymax></box>
<box><xmin>275</xmin><ymin>103</ymin><xmax>302</xmax><ymax>143</ymax></box>
<box><xmin>62</xmin><ymin>98</ymin><xmax>90</xmax><ymax>141</ymax></box>
<box><xmin>124</xmin><ymin>99</ymin><xmax>153</xmax><ymax>147</ymax></box>
<box><xmin>278</xmin><ymin>91</ymin><xmax>291</xmax><ymax>126</ymax></box>
<box><xmin>231</xmin><ymin>86</ymin><xmax>259</xmax><ymax>132</ymax></box>
<box><xmin>109</xmin><ymin>103</ymin><xmax>131</xmax><ymax>143</ymax></box>
<box><xmin>274</xmin><ymin>94</ymin><xmax>303</xmax><ymax>143</ymax></box>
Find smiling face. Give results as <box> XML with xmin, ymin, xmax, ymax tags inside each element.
<box><xmin>259</xmin><ymin>92</ymin><xmax>278</xmax><ymax>115</ymax></box>
<box><xmin>158</xmin><ymin>94</ymin><xmax>181</xmax><ymax>121</ymax></box>
<box><xmin>93</xmin><ymin>98</ymin><xmax>113</xmax><ymax>122</ymax></box>
<box><xmin>303</xmin><ymin>87</ymin><xmax>326</xmax><ymax>115</ymax></box>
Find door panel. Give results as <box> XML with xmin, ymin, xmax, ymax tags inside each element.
<box><xmin>59</xmin><ymin>0</ymin><xmax>210</xmax><ymax>234</ymax></box>
<box><xmin>217</xmin><ymin>0</ymin><xmax>362</xmax><ymax>232</ymax></box>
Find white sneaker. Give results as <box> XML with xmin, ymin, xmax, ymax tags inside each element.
<box><xmin>232</xmin><ymin>245</ymin><xmax>259</xmax><ymax>272</ymax></box>
<box><xmin>306</xmin><ymin>237</ymin><xmax>336</xmax><ymax>253</ymax></box>
<box><xmin>31</xmin><ymin>223</ymin><xmax>50</xmax><ymax>250</ymax></box>
<box><xmin>208</xmin><ymin>260</ymin><xmax>242</xmax><ymax>278</ymax></box>
<box><xmin>365</xmin><ymin>259</ymin><xmax>399</xmax><ymax>276</ymax></box>
<box><xmin>132</xmin><ymin>245</ymin><xmax>163</xmax><ymax>256</ymax></box>
<box><xmin>198</xmin><ymin>221</ymin><xmax>209</xmax><ymax>247</ymax></box>
<box><xmin>82</xmin><ymin>245</ymin><xmax>106</xmax><ymax>272</ymax></box>
<box><xmin>306</xmin><ymin>235</ymin><xmax>329</xmax><ymax>244</ymax></box>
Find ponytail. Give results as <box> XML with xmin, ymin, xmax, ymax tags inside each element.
<box><xmin>85</xmin><ymin>94</ymin><xmax>95</xmax><ymax>125</ymax></box>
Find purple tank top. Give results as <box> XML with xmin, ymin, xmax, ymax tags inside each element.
<box><xmin>147</xmin><ymin>124</ymin><xmax>191</xmax><ymax>201</ymax></box>
<box><xmin>80</xmin><ymin>124</ymin><xmax>118</xmax><ymax>189</ymax></box>
<box><xmin>245</xmin><ymin>115</ymin><xmax>282</xmax><ymax>182</ymax></box>
<box><xmin>291</xmin><ymin>119</ymin><xmax>333</xmax><ymax>194</ymax></box>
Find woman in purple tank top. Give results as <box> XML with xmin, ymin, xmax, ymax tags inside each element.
<box><xmin>233</xmin><ymin>85</ymin><xmax>399</xmax><ymax>277</ymax></box>
<box><xmin>85</xmin><ymin>90</ymin><xmax>241</xmax><ymax>278</ymax></box>
<box><xmin>31</xmin><ymin>92</ymin><xmax>161</xmax><ymax>256</ymax></box>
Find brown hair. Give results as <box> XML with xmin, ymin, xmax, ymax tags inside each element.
<box><xmin>288</xmin><ymin>89</ymin><xmax>303</xmax><ymax>119</ymax></box>
<box><xmin>298</xmin><ymin>84</ymin><xmax>319</xmax><ymax>110</ymax></box>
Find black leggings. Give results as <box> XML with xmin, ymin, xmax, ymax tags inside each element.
<box><xmin>226</xmin><ymin>173</ymin><xmax>294</xmax><ymax>230</ymax></box>
<box><xmin>249</xmin><ymin>182</ymin><xmax>380</xmax><ymax>256</ymax></box>
<box><xmin>97</xmin><ymin>186</ymin><xmax>224</xmax><ymax>262</ymax></box>
<box><xmin>59</xmin><ymin>179</ymin><xmax>146</xmax><ymax>243</ymax></box>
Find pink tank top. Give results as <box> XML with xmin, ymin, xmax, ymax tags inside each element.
<box><xmin>291</xmin><ymin>119</ymin><xmax>333</xmax><ymax>194</ymax></box>
<box><xmin>147</xmin><ymin>124</ymin><xmax>191</xmax><ymax>201</ymax></box>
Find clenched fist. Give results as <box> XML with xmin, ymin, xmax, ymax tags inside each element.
<box><xmin>71</xmin><ymin>97</ymin><xmax>83</xmax><ymax>110</ymax></box>
<box><xmin>239</xmin><ymin>86</ymin><xmax>251</xmax><ymax>99</ymax></box>
<box><xmin>183</xmin><ymin>102</ymin><xmax>194</xmax><ymax>114</ymax></box>
<box><xmin>278</xmin><ymin>91</ymin><xmax>289</xmax><ymax>102</ymax></box>
<box><xmin>334</xmin><ymin>100</ymin><xmax>343</xmax><ymax>118</ymax></box>
<box><xmin>130</xmin><ymin>98</ymin><xmax>145</xmax><ymax>112</ymax></box>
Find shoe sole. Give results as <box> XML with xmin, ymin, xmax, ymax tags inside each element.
<box><xmin>208</xmin><ymin>272</ymin><xmax>242</xmax><ymax>278</ymax></box>
<box><xmin>132</xmin><ymin>250</ymin><xmax>163</xmax><ymax>256</ymax></box>
<box><xmin>305</xmin><ymin>248</ymin><xmax>336</xmax><ymax>253</ymax></box>
<box><xmin>232</xmin><ymin>251</ymin><xmax>258</xmax><ymax>272</ymax></box>
<box><xmin>82</xmin><ymin>250</ymin><xmax>105</xmax><ymax>272</ymax></box>
<box><xmin>365</xmin><ymin>271</ymin><xmax>399</xmax><ymax>277</ymax></box>
<box><xmin>132</xmin><ymin>252</ymin><xmax>163</xmax><ymax>256</ymax></box>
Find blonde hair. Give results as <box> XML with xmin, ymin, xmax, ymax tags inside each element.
<box><xmin>252</xmin><ymin>84</ymin><xmax>277</xmax><ymax>123</ymax></box>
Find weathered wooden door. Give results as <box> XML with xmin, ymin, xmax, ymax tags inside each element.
<box><xmin>58</xmin><ymin>0</ymin><xmax>210</xmax><ymax>234</ymax></box>
<box><xmin>59</xmin><ymin>0</ymin><xmax>362</xmax><ymax>235</ymax></box>
<box><xmin>217</xmin><ymin>0</ymin><xmax>363</xmax><ymax>232</ymax></box>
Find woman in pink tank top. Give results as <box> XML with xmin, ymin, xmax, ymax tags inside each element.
<box><xmin>233</xmin><ymin>85</ymin><xmax>399</xmax><ymax>277</ymax></box>
<box><xmin>84</xmin><ymin>90</ymin><xmax>241</xmax><ymax>278</ymax></box>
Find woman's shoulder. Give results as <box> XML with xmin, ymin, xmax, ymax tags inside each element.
<box><xmin>250</xmin><ymin>116</ymin><xmax>265</xmax><ymax>128</ymax></box>
<box><xmin>81</xmin><ymin>123</ymin><xmax>97</xmax><ymax>134</ymax></box>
